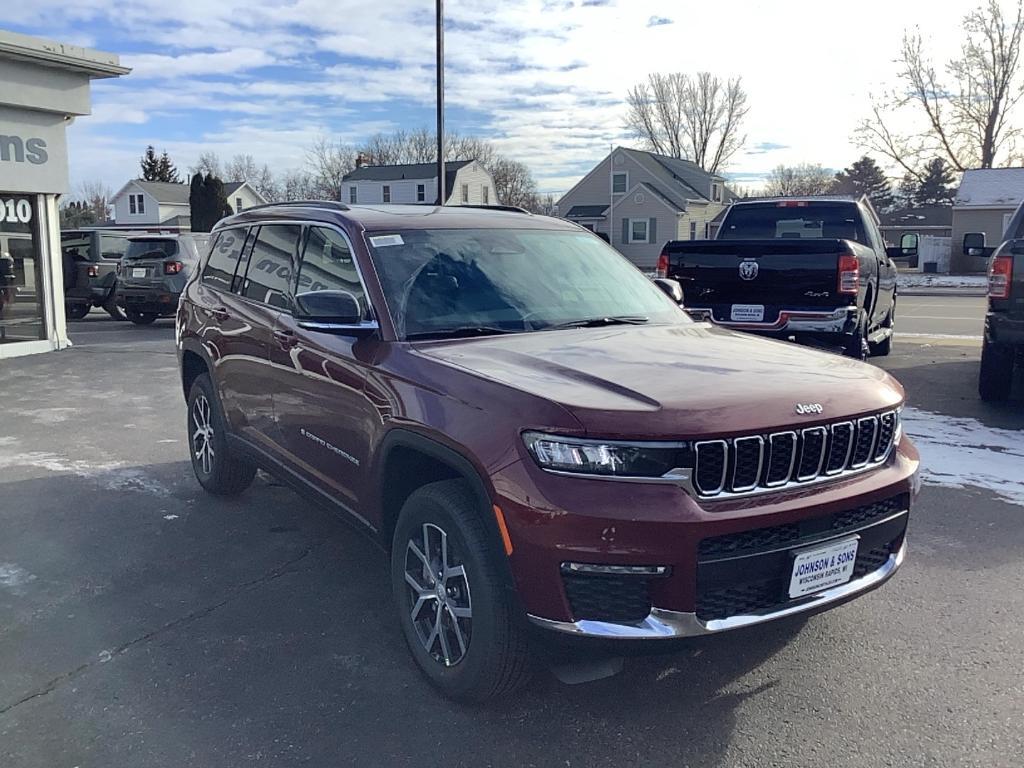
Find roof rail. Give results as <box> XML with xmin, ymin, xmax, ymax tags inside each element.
<box><xmin>242</xmin><ymin>200</ymin><xmax>350</xmax><ymax>213</ymax></box>
<box><xmin>453</xmin><ymin>204</ymin><xmax>533</xmax><ymax>215</ymax></box>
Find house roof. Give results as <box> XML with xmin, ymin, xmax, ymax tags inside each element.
<box><xmin>565</xmin><ymin>204</ymin><xmax>610</xmax><ymax>218</ymax></box>
<box><xmin>223</xmin><ymin>182</ymin><xmax>245</xmax><ymax>196</ymax></box>
<box><xmin>343</xmin><ymin>160</ymin><xmax>473</xmax><ymax>183</ymax></box>
<box><xmin>128</xmin><ymin>180</ymin><xmax>190</xmax><ymax>204</ymax></box>
<box><xmin>879</xmin><ymin>205</ymin><xmax>953</xmax><ymax>228</ymax></box>
<box><xmin>955</xmin><ymin>168</ymin><xmax>1024</xmax><ymax>207</ymax></box>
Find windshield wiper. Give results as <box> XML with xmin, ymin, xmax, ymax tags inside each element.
<box><xmin>545</xmin><ymin>316</ymin><xmax>650</xmax><ymax>331</ymax></box>
<box><xmin>405</xmin><ymin>326</ymin><xmax>522</xmax><ymax>341</ymax></box>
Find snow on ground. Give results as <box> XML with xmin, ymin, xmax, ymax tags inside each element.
<box><xmin>902</xmin><ymin>407</ymin><xmax>1024</xmax><ymax>506</ymax></box>
<box><xmin>898</xmin><ymin>274</ymin><xmax>989</xmax><ymax>289</ymax></box>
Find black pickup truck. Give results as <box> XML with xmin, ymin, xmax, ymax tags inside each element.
<box><xmin>657</xmin><ymin>197</ymin><xmax>904</xmax><ymax>358</ymax></box>
<box><xmin>964</xmin><ymin>203</ymin><xmax>1024</xmax><ymax>401</ymax></box>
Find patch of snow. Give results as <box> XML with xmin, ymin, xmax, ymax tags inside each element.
<box><xmin>898</xmin><ymin>274</ymin><xmax>988</xmax><ymax>289</ymax></box>
<box><xmin>18</xmin><ymin>407</ymin><xmax>79</xmax><ymax>426</ymax></box>
<box><xmin>902</xmin><ymin>407</ymin><xmax>1024</xmax><ymax>506</ymax></box>
<box><xmin>163</xmin><ymin>514</ymin><xmax>179</xmax><ymax>521</ymax></box>
<box><xmin>0</xmin><ymin>449</ymin><xmax>171</xmax><ymax>497</ymax></box>
<box><xmin>0</xmin><ymin>563</ymin><xmax>37</xmax><ymax>595</ymax></box>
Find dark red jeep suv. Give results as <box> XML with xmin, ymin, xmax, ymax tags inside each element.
<box><xmin>176</xmin><ymin>202</ymin><xmax>920</xmax><ymax>701</ymax></box>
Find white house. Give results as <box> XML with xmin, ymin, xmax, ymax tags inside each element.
<box><xmin>110</xmin><ymin>179</ymin><xmax>266</xmax><ymax>230</ymax></box>
<box><xmin>340</xmin><ymin>160</ymin><xmax>498</xmax><ymax>206</ymax></box>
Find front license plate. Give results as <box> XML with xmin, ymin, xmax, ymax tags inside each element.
<box><xmin>131</xmin><ymin>267</ymin><xmax>147</xmax><ymax>278</ymax></box>
<box><xmin>788</xmin><ymin>536</ymin><xmax>859</xmax><ymax>598</ymax></box>
<box><xmin>730</xmin><ymin>304</ymin><xmax>764</xmax><ymax>322</ymax></box>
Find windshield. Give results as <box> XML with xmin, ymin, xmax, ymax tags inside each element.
<box><xmin>125</xmin><ymin>239</ymin><xmax>179</xmax><ymax>260</ymax></box>
<box><xmin>366</xmin><ymin>228</ymin><xmax>686</xmax><ymax>339</ymax></box>
<box><xmin>719</xmin><ymin>203</ymin><xmax>866</xmax><ymax>243</ymax></box>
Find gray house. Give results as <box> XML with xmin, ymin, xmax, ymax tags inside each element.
<box><xmin>952</xmin><ymin>168</ymin><xmax>1024</xmax><ymax>271</ymax></box>
<box><xmin>341</xmin><ymin>159</ymin><xmax>497</xmax><ymax>206</ymax></box>
<box><xmin>557</xmin><ymin>147</ymin><xmax>732</xmax><ymax>269</ymax></box>
<box><xmin>110</xmin><ymin>179</ymin><xmax>266</xmax><ymax>231</ymax></box>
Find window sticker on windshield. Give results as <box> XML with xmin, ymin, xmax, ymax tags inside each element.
<box><xmin>370</xmin><ymin>234</ymin><xmax>404</xmax><ymax>247</ymax></box>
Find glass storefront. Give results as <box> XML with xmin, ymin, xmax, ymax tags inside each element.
<box><xmin>0</xmin><ymin>194</ymin><xmax>46</xmax><ymax>346</ymax></box>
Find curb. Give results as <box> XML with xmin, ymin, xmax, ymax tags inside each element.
<box><xmin>899</xmin><ymin>287</ymin><xmax>988</xmax><ymax>297</ymax></box>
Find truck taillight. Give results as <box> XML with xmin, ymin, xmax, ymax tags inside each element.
<box><xmin>838</xmin><ymin>254</ymin><xmax>859</xmax><ymax>295</ymax></box>
<box><xmin>164</xmin><ymin>261</ymin><xmax>185</xmax><ymax>275</ymax></box>
<box><xmin>656</xmin><ymin>250</ymin><xmax>669</xmax><ymax>279</ymax></box>
<box><xmin>86</xmin><ymin>265</ymin><xmax>99</xmax><ymax>278</ymax></box>
<box><xmin>989</xmin><ymin>255</ymin><xmax>1013</xmax><ymax>299</ymax></box>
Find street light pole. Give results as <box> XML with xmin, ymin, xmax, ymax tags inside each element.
<box><xmin>436</xmin><ymin>0</ymin><xmax>445</xmax><ymax>206</ymax></box>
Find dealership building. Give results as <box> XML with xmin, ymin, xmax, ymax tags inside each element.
<box><xmin>0</xmin><ymin>30</ymin><xmax>127</xmax><ymax>359</ymax></box>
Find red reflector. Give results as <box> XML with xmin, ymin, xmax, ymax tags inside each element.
<box><xmin>656</xmin><ymin>251</ymin><xmax>669</xmax><ymax>279</ymax></box>
<box><xmin>989</xmin><ymin>255</ymin><xmax>1013</xmax><ymax>299</ymax></box>
<box><xmin>86</xmin><ymin>265</ymin><xmax>99</xmax><ymax>278</ymax></box>
<box><xmin>838</xmin><ymin>253</ymin><xmax>860</xmax><ymax>294</ymax></box>
<box><xmin>777</xmin><ymin>200</ymin><xmax>809</xmax><ymax>207</ymax></box>
<box><xmin>164</xmin><ymin>261</ymin><xmax>184</xmax><ymax>275</ymax></box>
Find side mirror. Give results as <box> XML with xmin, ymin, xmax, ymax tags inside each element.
<box><xmin>653</xmin><ymin>277</ymin><xmax>684</xmax><ymax>305</ymax></box>
<box><xmin>295</xmin><ymin>290</ymin><xmax>376</xmax><ymax>334</ymax></box>
<box><xmin>963</xmin><ymin>232</ymin><xmax>988</xmax><ymax>257</ymax></box>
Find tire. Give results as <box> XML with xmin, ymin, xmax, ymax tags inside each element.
<box><xmin>843</xmin><ymin>311</ymin><xmax>868</xmax><ymax>360</ymax></box>
<box><xmin>65</xmin><ymin>302</ymin><xmax>90</xmax><ymax>321</ymax></box>
<box><xmin>187</xmin><ymin>373</ymin><xmax>257</xmax><ymax>495</ymax></box>
<box><xmin>390</xmin><ymin>480</ymin><xmax>531</xmax><ymax>701</ymax></box>
<box><xmin>869</xmin><ymin>302</ymin><xmax>895</xmax><ymax>357</ymax></box>
<box><xmin>978</xmin><ymin>339</ymin><xmax>1015</xmax><ymax>402</ymax></box>
<box><xmin>126</xmin><ymin>310</ymin><xmax>158</xmax><ymax>326</ymax></box>
<box><xmin>102</xmin><ymin>297</ymin><xmax>126</xmax><ymax>321</ymax></box>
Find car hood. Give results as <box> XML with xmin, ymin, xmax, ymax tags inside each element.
<box><xmin>413</xmin><ymin>323</ymin><xmax>904</xmax><ymax>438</ymax></box>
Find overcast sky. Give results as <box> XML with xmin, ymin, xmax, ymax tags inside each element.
<box><xmin>6</xmin><ymin>0</ymin><xmax>988</xmax><ymax>196</ymax></box>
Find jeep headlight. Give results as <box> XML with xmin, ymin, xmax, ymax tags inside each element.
<box><xmin>522</xmin><ymin>432</ymin><xmax>692</xmax><ymax>478</ymax></box>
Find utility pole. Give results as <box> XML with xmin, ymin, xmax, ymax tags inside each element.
<box><xmin>436</xmin><ymin>0</ymin><xmax>445</xmax><ymax>206</ymax></box>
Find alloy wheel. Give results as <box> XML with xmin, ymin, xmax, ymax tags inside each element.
<box><xmin>404</xmin><ymin>522</ymin><xmax>473</xmax><ymax>667</ymax></box>
<box><xmin>191</xmin><ymin>393</ymin><xmax>215</xmax><ymax>475</ymax></box>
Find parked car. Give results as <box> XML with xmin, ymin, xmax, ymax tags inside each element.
<box><xmin>60</xmin><ymin>229</ymin><xmax>129</xmax><ymax>320</ymax></box>
<box><xmin>964</xmin><ymin>202</ymin><xmax>1024</xmax><ymax>401</ymax></box>
<box><xmin>176</xmin><ymin>202</ymin><xmax>920</xmax><ymax>701</ymax></box>
<box><xmin>117</xmin><ymin>234</ymin><xmax>210</xmax><ymax>325</ymax></box>
<box><xmin>658</xmin><ymin>196</ymin><xmax>905</xmax><ymax>359</ymax></box>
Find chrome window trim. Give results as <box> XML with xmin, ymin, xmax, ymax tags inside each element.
<box><xmin>764</xmin><ymin>431</ymin><xmax>798</xmax><ymax>487</ymax></box>
<box><xmin>730</xmin><ymin>435</ymin><xmax>764</xmax><ymax>492</ymax></box>
<box><xmin>694</xmin><ymin>440</ymin><xmax>728</xmax><ymax>496</ymax></box>
<box><xmin>824</xmin><ymin>420</ymin><xmax>855</xmax><ymax>476</ymax></box>
<box><xmin>796</xmin><ymin>426</ymin><xmax>828</xmax><ymax>481</ymax></box>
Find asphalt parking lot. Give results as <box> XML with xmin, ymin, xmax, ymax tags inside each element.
<box><xmin>2</xmin><ymin>301</ymin><xmax>1023</xmax><ymax>768</ymax></box>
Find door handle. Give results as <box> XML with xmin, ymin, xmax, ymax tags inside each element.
<box><xmin>210</xmin><ymin>306</ymin><xmax>229</xmax><ymax>321</ymax></box>
<box><xmin>274</xmin><ymin>328</ymin><xmax>298</xmax><ymax>348</ymax></box>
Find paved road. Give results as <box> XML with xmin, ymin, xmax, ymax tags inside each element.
<box><xmin>1</xmin><ymin>311</ymin><xmax>1022</xmax><ymax>767</ymax></box>
<box><xmin>897</xmin><ymin>295</ymin><xmax>987</xmax><ymax>340</ymax></box>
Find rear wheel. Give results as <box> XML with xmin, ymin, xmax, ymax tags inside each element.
<box><xmin>187</xmin><ymin>373</ymin><xmax>256</xmax><ymax>495</ymax></box>
<box><xmin>978</xmin><ymin>339</ymin><xmax>1015</xmax><ymax>402</ymax></box>
<box><xmin>391</xmin><ymin>480</ymin><xmax>531</xmax><ymax>701</ymax></box>
<box><xmin>126</xmin><ymin>310</ymin><xmax>158</xmax><ymax>326</ymax></box>
<box><xmin>65</xmin><ymin>302</ymin><xmax>90</xmax><ymax>321</ymax></box>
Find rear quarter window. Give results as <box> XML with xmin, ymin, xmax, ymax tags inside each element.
<box><xmin>201</xmin><ymin>229</ymin><xmax>247</xmax><ymax>292</ymax></box>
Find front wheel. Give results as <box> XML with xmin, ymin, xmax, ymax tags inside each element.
<box><xmin>65</xmin><ymin>302</ymin><xmax>90</xmax><ymax>321</ymax></box>
<box><xmin>391</xmin><ymin>480</ymin><xmax>531</xmax><ymax>701</ymax></box>
<box><xmin>978</xmin><ymin>339</ymin><xmax>1015</xmax><ymax>402</ymax></box>
<box><xmin>126</xmin><ymin>310</ymin><xmax>158</xmax><ymax>326</ymax></box>
<box><xmin>187</xmin><ymin>374</ymin><xmax>256</xmax><ymax>495</ymax></box>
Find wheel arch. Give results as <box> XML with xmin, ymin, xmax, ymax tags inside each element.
<box><xmin>179</xmin><ymin>337</ymin><xmax>214</xmax><ymax>401</ymax></box>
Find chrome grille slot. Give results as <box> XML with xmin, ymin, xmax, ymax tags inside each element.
<box><xmin>690</xmin><ymin>410</ymin><xmax>900</xmax><ymax>500</ymax></box>
<box><xmin>796</xmin><ymin>427</ymin><xmax>827</xmax><ymax>480</ymax></box>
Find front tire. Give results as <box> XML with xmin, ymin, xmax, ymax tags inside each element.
<box><xmin>978</xmin><ymin>339</ymin><xmax>1015</xmax><ymax>402</ymax></box>
<box><xmin>65</xmin><ymin>302</ymin><xmax>90</xmax><ymax>321</ymax></box>
<box><xmin>390</xmin><ymin>480</ymin><xmax>531</xmax><ymax>701</ymax></box>
<box><xmin>187</xmin><ymin>373</ymin><xmax>256</xmax><ymax>495</ymax></box>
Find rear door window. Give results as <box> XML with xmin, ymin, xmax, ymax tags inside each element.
<box><xmin>100</xmin><ymin>235</ymin><xmax>127</xmax><ymax>260</ymax></box>
<box><xmin>201</xmin><ymin>228</ymin><xmax>248</xmax><ymax>292</ymax></box>
<box><xmin>295</xmin><ymin>226</ymin><xmax>368</xmax><ymax>318</ymax></box>
<box><xmin>126</xmin><ymin>239</ymin><xmax>179</xmax><ymax>259</ymax></box>
<box><xmin>242</xmin><ymin>225</ymin><xmax>301</xmax><ymax>309</ymax></box>
<box><xmin>719</xmin><ymin>204</ymin><xmax>866</xmax><ymax>243</ymax></box>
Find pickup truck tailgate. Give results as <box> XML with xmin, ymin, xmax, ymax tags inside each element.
<box><xmin>665</xmin><ymin>239</ymin><xmax>850</xmax><ymax>315</ymax></box>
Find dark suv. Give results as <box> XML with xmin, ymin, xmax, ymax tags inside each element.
<box><xmin>118</xmin><ymin>234</ymin><xmax>209</xmax><ymax>324</ymax></box>
<box><xmin>177</xmin><ymin>202</ymin><xmax>920</xmax><ymax>701</ymax></box>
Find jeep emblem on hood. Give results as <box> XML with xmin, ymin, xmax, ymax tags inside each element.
<box><xmin>738</xmin><ymin>260</ymin><xmax>759</xmax><ymax>280</ymax></box>
<box><xmin>795</xmin><ymin>403</ymin><xmax>824</xmax><ymax>415</ymax></box>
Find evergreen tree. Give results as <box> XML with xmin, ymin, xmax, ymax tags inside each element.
<box><xmin>188</xmin><ymin>173</ymin><xmax>207</xmax><ymax>231</ymax></box>
<box><xmin>140</xmin><ymin>145</ymin><xmax>161</xmax><ymax>181</ymax></box>
<box><xmin>156</xmin><ymin>151</ymin><xmax>181</xmax><ymax>183</ymax></box>
<box><xmin>189</xmin><ymin>173</ymin><xmax>232</xmax><ymax>232</ymax></box>
<box><xmin>833</xmin><ymin>155</ymin><xmax>894</xmax><ymax>211</ymax></box>
<box><xmin>912</xmin><ymin>158</ymin><xmax>957</xmax><ymax>206</ymax></box>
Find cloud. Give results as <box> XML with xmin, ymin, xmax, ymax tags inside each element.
<box><xmin>647</xmin><ymin>16</ymin><xmax>673</xmax><ymax>27</ymax></box>
<box><xmin>748</xmin><ymin>141</ymin><xmax>790</xmax><ymax>155</ymax></box>
<box><xmin>124</xmin><ymin>48</ymin><xmax>279</xmax><ymax>79</ymax></box>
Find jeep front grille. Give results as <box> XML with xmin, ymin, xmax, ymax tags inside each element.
<box><xmin>691</xmin><ymin>410</ymin><xmax>900</xmax><ymax>499</ymax></box>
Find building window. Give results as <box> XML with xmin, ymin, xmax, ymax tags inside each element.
<box><xmin>461</xmin><ymin>184</ymin><xmax>469</xmax><ymax>203</ymax></box>
<box><xmin>482</xmin><ymin>186</ymin><xmax>489</xmax><ymax>205</ymax></box>
<box><xmin>129</xmin><ymin>193</ymin><xmax>145</xmax><ymax>215</ymax></box>
<box><xmin>0</xmin><ymin>195</ymin><xmax>45</xmax><ymax>345</ymax></box>
<box><xmin>689</xmin><ymin>221</ymin><xmax>697</xmax><ymax>240</ymax></box>
<box><xmin>612</xmin><ymin>173</ymin><xmax>627</xmax><ymax>194</ymax></box>
<box><xmin>236</xmin><ymin>197</ymin><xmax>243</xmax><ymax>212</ymax></box>
<box><xmin>416</xmin><ymin>184</ymin><xmax>425</xmax><ymax>202</ymax></box>
<box><xmin>382</xmin><ymin>185</ymin><xmax>391</xmax><ymax>203</ymax></box>
<box><xmin>630</xmin><ymin>219</ymin><xmax>649</xmax><ymax>243</ymax></box>
<box><xmin>711</xmin><ymin>183</ymin><xmax>721</xmax><ymax>203</ymax></box>
<box><xmin>704</xmin><ymin>222</ymin><xmax>711</xmax><ymax>239</ymax></box>
<box><xmin>349</xmin><ymin>187</ymin><xmax>357</xmax><ymax>204</ymax></box>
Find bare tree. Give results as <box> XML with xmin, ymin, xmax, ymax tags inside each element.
<box><xmin>763</xmin><ymin>164</ymin><xmax>836</xmax><ymax>197</ymax></box>
<box><xmin>79</xmin><ymin>180</ymin><xmax>113</xmax><ymax>221</ymax></box>
<box><xmin>305</xmin><ymin>136</ymin><xmax>357</xmax><ymax>200</ymax></box>
<box><xmin>857</xmin><ymin>0</ymin><xmax>1024</xmax><ymax>177</ymax></box>
<box><xmin>484</xmin><ymin>157</ymin><xmax>536</xmax><ymax>208</ymax></box>
<box><xmin>223</xmin><ymin>154</ymin><xmax>279</xmax><ymax>201</ymax></box>
<box><xmin>190</xmin><ymin>151</ymin><xmax>223</xmax><ymax>179</ymax></box>
<box><xmin>625</xmin><ymin>72</ymin><xmax>749</xmax><ymax>173</ymax></box>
